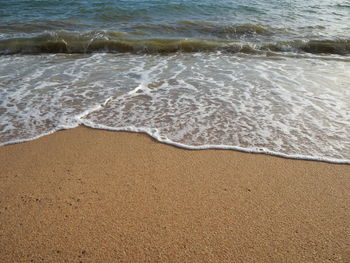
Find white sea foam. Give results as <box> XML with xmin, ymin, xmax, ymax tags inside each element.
<box><xmin>0</xmin><ymin>53</ymin><xmax>349</xmax><ymax>163</ymax></box>
<box><xmin>80</xmin><ymin>121</ymin><xmax>350</xmax><ymax>164</ymax></box>
<box><xmin>0</xmin><ymin>53</ymin><xmax>143</xmax><ymax>144</ymax></box>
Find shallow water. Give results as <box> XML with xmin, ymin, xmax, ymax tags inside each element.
<box><xmin>0</xmin><ymin>0</ymin><xmax>349</xmax><ymax>163</ymax></box>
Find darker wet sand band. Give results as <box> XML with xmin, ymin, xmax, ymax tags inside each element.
<box><xmin>0</xmin><ymin>126</ymin><xmax>349</xmax><ymax>262</ymax></box>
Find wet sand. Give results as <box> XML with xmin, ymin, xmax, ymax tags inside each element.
<box><xmin>0</xmin><ymin>126</ymin><xmax>349</xmax><ymax>263</ymax></box>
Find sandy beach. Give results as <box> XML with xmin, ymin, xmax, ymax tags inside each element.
<box><xmin>0</xmin><ymin>126</ymin><xmax>349</xmax><ymax>263</ymax></box>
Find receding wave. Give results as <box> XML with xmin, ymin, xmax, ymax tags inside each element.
<box><xmin>0</xmin><ymin>31</ymin><xmax>349</xmax><ymax>55</ymax></box>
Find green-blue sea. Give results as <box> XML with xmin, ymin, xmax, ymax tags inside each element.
<box><xmin>0</xmin><ymin>0</ymin><xmax>349</xmax><ymax>162</ymax></box>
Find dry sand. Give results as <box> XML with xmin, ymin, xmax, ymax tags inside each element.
<box><xmin>0</xmin><ymin>126</ymin><xmax>349</xmax><ymax>263</ymax></box>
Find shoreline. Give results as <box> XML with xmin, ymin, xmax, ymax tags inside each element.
<box><xmin>0</xmin><ymin>126</ymin><xmax>349</xmax><ymax>262</ymax></box>
<box><xmin>2</xmin><ymin>124</ymin><xmax>350</xmax><ymax>165</ymax></box>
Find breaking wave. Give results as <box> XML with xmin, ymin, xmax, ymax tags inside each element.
<box><xmin>0</xmin><ymin>30</ymin><xmax>349</xmax><ymax>55</ymax></box>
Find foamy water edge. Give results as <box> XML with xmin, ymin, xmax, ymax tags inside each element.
<box><xmin>2</xmin><ymin>122</ymin><xmax>350</xmax><ymax>165</ymax></box>
<box><xmin>1</xmin><ymin>53</ymin><xmax>349</xmax><ymax>164</ymax></box>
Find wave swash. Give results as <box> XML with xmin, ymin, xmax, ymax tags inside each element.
<box><xmin>1</xmin><ymin>0</ymin><xmax>350</xmax><ymax>163</ymax></box>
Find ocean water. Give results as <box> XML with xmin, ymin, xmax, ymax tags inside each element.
<box><xmin>0</xmin><ymin>0</ymin><xmax>349</xmax><ymax>163</ymax></box>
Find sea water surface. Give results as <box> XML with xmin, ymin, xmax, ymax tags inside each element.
<box><xmin>0</xmin><ymin>0</ymin><xmax>349</xmax><ymax>163</ymax></box>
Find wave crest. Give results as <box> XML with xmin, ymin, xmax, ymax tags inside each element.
<box><xmin>0</xmin><ymin>31</ymin><xmax>349</xmax><ymax>55</ymax></box>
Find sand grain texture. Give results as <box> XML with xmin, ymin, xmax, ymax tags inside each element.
<box><xmin>0</xmin><ymin>126</ymin><xmax>349</xmax><ymax>263</ymax></box>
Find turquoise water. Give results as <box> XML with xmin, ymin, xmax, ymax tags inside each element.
<box><xmin>1</xmin><ymin>1</ymin><xmax>349</xmax><ymax>37</ymax></box>
<box><xmin>1</xmin><ymin>0</ymin><xmax>349</xmax><ymax>53</ymax></box>
<box><xmin>0</xmin><ymin>1</ymin><xmax>349</xmax><ymax>162</ymax></box>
